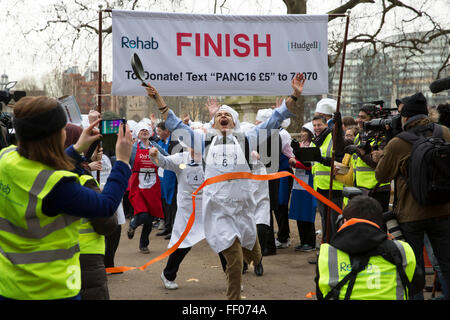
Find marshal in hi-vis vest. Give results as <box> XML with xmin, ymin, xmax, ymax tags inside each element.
<box><xmin>78</xmin><ymin>175</ymin><xmax>105</xmax><ymax>256</ymax></box>
<box><xmin>0</xmin><ymin>146</ymin><xmax>82</xmax><ymax>300</ymax></box>
<box><xmin>311</xmin><ymin>132</ymin><xmax>343</xmax><ymax>191</ymax></box>
<box><xmin>351</xmin><ymin>134</ymin><xmax>389</xmax><ymax>190</ymax></box>
<box><xmin>317</xmin><ymin>239</ymin><xmax>416</xmax><ymax>300</ymax></box>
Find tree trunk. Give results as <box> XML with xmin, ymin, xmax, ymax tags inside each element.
<box><xmin>282</xmin><ymin>0</ymin><xmax>307</xmax><ymax>133</ymax></box>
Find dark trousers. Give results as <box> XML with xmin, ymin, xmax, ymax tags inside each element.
<box><xmin>264</xmin><ymin>179</ymin><xmax>279</xmax><ymax>253</ymax></box>
<box><xmin>274</xmin><ymin>175</ymin><xmax>293</xmax><ymax>243</ymax></box>
<box><xmin>130</xmin><ymin>212</ymin><xmax>154</xmax><ymax>248</ymax></box>
<box><xmin>162</xmin><ymin>198</ymin><xmax>177</xmax><ymax>233</ymax></box>
<box><xmin>163</xmin><ymin>247</ymin><xmax>191</xmax><ymax>281</ymax></box>
<box><xmin>122</xmin><ymin>190</ymin><xmax>134</xmax><ymax>219</ymax></box>
<box><xmin>104</xmin><ymin>225</ymin><xmax>122</xmax><ymax>268</ymax></box>
<box><xmin>400</xmin><ymin>216</ymin><xmax>450</xmax><ymax>300</ymax></box>
<box><xmin>316</xmin><ymin>188</ymin><xmax>343</xmax><ymax>243</ymax></box>
<box><xmin>297</xmin><ymin>221</ymin><xmax>316</xmax><ymax>247</ymax></box>
<box><xmin>370</xmin><ymin>190</ymin><xmax>391</xmax><ymax>213</ymax></box>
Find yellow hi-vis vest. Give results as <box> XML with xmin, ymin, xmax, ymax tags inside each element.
<box><xmin>317</xmin><ymin>239</ymin><xmax>416</xmax><ymax>300</ymax></box>
<box><xmin>311</xmin><ymin>132</ymin><xmax>343</xmax><ymax>191</ymax></box>
<box><xmin>351</xmin><ymin>134</ymin><xmax>390</xmax><ymax>190</ymax></box>
<box><xmin>78</xmin><ymin>175</ymin><xmax>105</xmax><ymax>255</ymax></box>
<box><xmin>0</xmin><ymin>146</ymin><xmax>82</xmax><ymax>300</ymax></box>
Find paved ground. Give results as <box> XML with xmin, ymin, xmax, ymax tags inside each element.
<box><xmin>107</xmin><ymin>216</ymin><xmax>437</xmax><ymax>301</ymax></box>
<box><xmin>107</xmin><ymin>219</ymin><xmax>320</xmax><ymax>300</ymax></box>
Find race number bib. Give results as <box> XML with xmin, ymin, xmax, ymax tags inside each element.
<box><xmin>293</xmin><ymin>169</ymin><xmax>309</xmax><ymax>191</ymax></box>
<box><xmin>139</xmin><ymin>168</ymin><xmax>156</xmax><ymax>189</ymax></box>
<box><xmin>212</xmin><ymin>151</ymin><xmax>238</xmax><ymax>170</ymax></box>
<box><xmin>187</xmin><ymin>170</ymin><xmax>204</xmax><ymax>186</ymax></box>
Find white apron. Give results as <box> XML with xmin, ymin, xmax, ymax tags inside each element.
<box><xmin>203</xmin><ymin>135</ymin><xmax>257</xmax><ymax>253</ymax></box>
<box><xmin>251</xmin><ymin>160</ymin><xmax>271</xmax><ymax>226</ymax></box>
<box><xmin>157</xmin><ymin>152</ymin><xmax>206</xmax><ymax>249</ymax></box>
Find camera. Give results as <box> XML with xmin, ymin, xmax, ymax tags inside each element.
<box><xmin>0</xmin><ymin>90</ymin><xmax>26</xmax><ymax>110</ymax></box>
<box><xmin>0</xmin><ymin>112</ymin><xmax>16</xmax><ymax>149</ymax></box>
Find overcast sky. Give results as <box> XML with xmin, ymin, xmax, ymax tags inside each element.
<box><xmin>1</xmin><ymin>0</ymin><xmax>448</xmax><ymax>90</ymax></box>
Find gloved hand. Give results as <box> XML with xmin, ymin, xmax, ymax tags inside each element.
<box><xmin>290</xmin><ymin>139</ymin><xmax>302</xmax><ymax>159</ymax></box>
<box><xmin>332</xmin><ymin>111</ymin><xmax>342</xmax><ymax>128</ymax></box>
<box><xmin>319</xmin><ymin>156</ymin><xmax>332</xmax><ymax>167</ymax></box>
<box><xmin>344</xmin><ymin>144</ymin><xmax>358</xmax><ymax>154</ymax></box>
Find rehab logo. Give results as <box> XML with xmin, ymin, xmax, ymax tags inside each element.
<box><xmin>287</xmin><ymin>40</ymin><xmax>321</xmax><ymax>52</ymax></box>
<box><xmin>0</xmin><ymin>180</ymin><xmax>11</xmax><ymax>195</ymax></box>
<box><xmin>121</xmin><ymin>35</ymin><xmax>159</xmax><ymax>50</ymax></box>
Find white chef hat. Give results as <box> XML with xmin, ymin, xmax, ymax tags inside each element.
<box><xmin>135</xmin><ymin>121</ymin><xmax>152</xmax><ymax>137</ymax></box>
<box><xmin>302</xmin><ymin>121</ymin><xmax>314</xmax><ymax>135</ymax></box>
<box><xmin>216</xmin><ymin>105</ymin><xmax>240</xmax><ymax>130</ymax></box>
<box><xmin>239</xmin><ymin>121</ymin><xmax>256</xmax><ymax>133</ymax></box>
<box><xmin>315</xmin><ymin>98</ymin><xmax>337</xmax><ymax>115</ymax></box>
<box><xmin>281</xmin><ymin>118</ymin><xmax>291</xmax><ymax>129</ymax></box>
<box><xmin>255</xmin><ymin>108</ymin><xmax>273</xmax><ymax>123</ymax></box>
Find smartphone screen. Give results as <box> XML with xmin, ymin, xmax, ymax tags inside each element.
<box><xmin>100</xmin><ymin>119</ymin><xmax>126</xmax><ymax>135</ymax></box>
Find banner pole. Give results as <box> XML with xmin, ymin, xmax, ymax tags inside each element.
<box><xmin>325</xmin><ymin>11</ymin><xmax>351</xmax><ymax>244</ymax></box>
<box><xmin>96</xmin><ymin>5</ymin><xmax>103</xmax><ymax>183</ymax></box>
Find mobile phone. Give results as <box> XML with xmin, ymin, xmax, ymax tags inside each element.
<box><xmin>100</xmin><ymin>119</ymin><xmax>126</xmax><ymax>135</ymax></box>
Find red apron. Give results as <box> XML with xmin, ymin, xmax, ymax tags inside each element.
<box><xmin>128</xmin><ymin>143</ymin><xmax>164</xmax><ymax>218</ymax></box>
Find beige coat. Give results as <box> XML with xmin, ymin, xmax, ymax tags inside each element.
<box><xmin>375</xmin><ymin>117</ymin><xmax>450</xmax><ymax>223</ymax></box>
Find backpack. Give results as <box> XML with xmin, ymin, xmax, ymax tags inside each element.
<box><xmin>396</xmin><ymin>123</ymin><xmax>450</xmax><ymax>206</ymax></box>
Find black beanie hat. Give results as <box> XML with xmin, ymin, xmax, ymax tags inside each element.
<box><xmin>13</xmin><ymin>103</ymin><xmax>67</xmax><ymax>141</ymax></box>
<box><xmin>400</xmin><ymin>92</ymin><xmax>428</xmax><ymax>117</ymax></box>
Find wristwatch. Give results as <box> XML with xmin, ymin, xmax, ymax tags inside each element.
<box><xmin>290</xmin><ymin>95</ymin><xmax>298</xmax><ymax>102</ymax></box>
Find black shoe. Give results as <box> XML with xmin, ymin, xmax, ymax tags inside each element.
<box><xmin>156</xmin><ymin>229</ymin><xmax>171</xmax><ymax>236</ymax></box>
<box><xmin>262</xmin><ymin>248</ymin><xmax>276</xmax><ymax>256</ymax></box>
<box><xmin>127</xmin><ymin>226</ymin><xmax>135</xmax><ymax>239</ymax></box>
<box><xmin>139</xmin><ymin>247</ymin><xmax>150</xmax><ymax>254</ymax></box>
<box><xmin>164</xmin><ymin>233</ymin><xmax>171</xmax><ymax>240</ymax></box>
<box><xmin>243</xmin><ymin>262</ymin><xmax>248</xmax><ymax>274</ymax></box>
<box><xmin>254</xmin><ymin>260</ymin><xmax>263</xmax><ymax>276</ymax></box>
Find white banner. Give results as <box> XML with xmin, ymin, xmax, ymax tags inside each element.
<box><xmin>112</xmin><ymin>10</ymin><xmax>328</xmax><ymax>96</ymax></box>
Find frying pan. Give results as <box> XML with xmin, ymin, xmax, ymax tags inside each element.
<box><xmin>131</xmin><ymin>53</ymin><xmax>148</xmax><ymax>87</ymax></box>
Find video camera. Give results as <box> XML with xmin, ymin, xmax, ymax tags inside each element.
<box><xmin>0</xmin><ymin>90</ymin><xmax>26</xmax><ymax>108</ymax></box>
<box><xmin>358</xmin><ymin>100</ymin><xmax>401</xmax><ymax>153</ymax></box>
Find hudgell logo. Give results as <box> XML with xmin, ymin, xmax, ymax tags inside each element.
<box><xmin>121</xmin><ymin>36</ymin><xmax>159</xmax><ymax>50</ymax></box>
<box><xmin>288</xmin><ymin>41</ymin><xmax>321</xmax><ymax>52</ymax></box>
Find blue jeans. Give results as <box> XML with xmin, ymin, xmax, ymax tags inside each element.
<box><xmin>130</xmin><ymin>212</ymin><xmax>154</xmax><ymax>249</ymax></box>
<box><xmin>400</xmin><ymin>216</ymin><xmax>450</xmax><ymax>300</ymax></box>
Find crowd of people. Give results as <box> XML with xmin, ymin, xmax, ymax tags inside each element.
<box><xmin>0</xmin><ymin>72</ymin><xmax>449</xmax><ymax>301</ymax></box>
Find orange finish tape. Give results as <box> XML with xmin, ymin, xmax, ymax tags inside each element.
<box><xmin>105</xmin><ymin>170</ymin><xmax>342</xmax><ymax>274</ymax></box>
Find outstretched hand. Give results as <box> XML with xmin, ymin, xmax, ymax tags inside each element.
<box><xmin>144</xmin><ymin>82</ymin><xmax>158</xmax><ymax>100</ymax></box>
<box><xmin>291</xmin><ymin>73</ymin><xmax>306</xmax><ymax>97</ymax></box>
<box><xmin>205</xmin><ymin>97</ymin><xmax>220</xmax><ymax>117</ymax></box>
<box><xmin>73</xmin><ymin>119</ymin><xmax>102</xmax><ymax>153</ymax></box>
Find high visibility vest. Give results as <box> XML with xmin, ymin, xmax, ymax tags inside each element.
<box><xmin>311</xmin><ymin>132</ymin><xmax>343</xmax><ymax>191</ymax></box>
<box><xmin>0</xmin><ymin>146</ymin><xmax>82</xmax><ymax>300</ymax></box>
<box><xmin>317</xmin><ymin>240</ymin><xmax>416</xmax><ymax>300</ymax></box>
<box><xmin>351</xmin><ymin>134</ymin><xmax>389</xmax><ymax>190</ymax></box>
<box><xmin>78</xmin><ymin>175</ymin><xmax>105</xmax><ymax>255</ymax></box>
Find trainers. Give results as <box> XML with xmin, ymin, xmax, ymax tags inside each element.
<box><xmin>295</xmin><ymin>244</ymin><xmax>314</xmax><ymax>252</ymax></box>
<box><xmin>127</xmin><ymin>225</ymin><xmax>135</xmax><ymax>239</ymax></box>
<box><xmin>275</xmin><ymin>238</ymin><xmax>290</xmax><ymax>249</ymax></box>
<box><xmin>161</xmin><ymin>272</ymin><xmax>178</xmax><ymax>290</ymax></box>
<box><xmin>139</xmin><ymin>247</ymin><xmax>150</xmax><ymax>254</ymax></box>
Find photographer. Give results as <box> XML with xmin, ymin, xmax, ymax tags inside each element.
<box><xmin>0</xmin><ymin>96</ymin><xmax>132</xmax><ymax>300</ymax></box>
<box><xmin>348</xmin><ymin>105</ymin><xmax>391</xmax><ymax>211</ymax></box>
<box><xmin>374</xmin><ymin>92</ymin><xmax>450</xmax><ymax>300</ymax></box>
<box><xmin>315</xmin><ymin>195</ymin><xmax>416</xmax><ymax>300</ymax></box>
